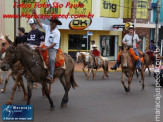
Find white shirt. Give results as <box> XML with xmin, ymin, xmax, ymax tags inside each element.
<box><xmin>122</xmin><ymin>34</ymin><xmax>139</xmax><ymax>48</ymax></box>
<box><xmin>42</xmin><ymin>23</ymin><xmax>60</xmax><ymax>49</ymax></box>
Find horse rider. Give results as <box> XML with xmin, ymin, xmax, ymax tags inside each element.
<box><xmin>91</xmin><ymin>44</ymin><xmax>101</xmax><ymax>68</ymax></box>
<box><xmin>15</xmin><ymin>27</ymin><xmax>27</xmax><ymax>45</ymax></box>
<box><xmin>26</xmin><ymin>18</ymin><xmax>45</xmax><ymax>49</ymax></box>
<box><xmin>111</xmin><ymin>25</ymin><xmax>142</xmax><ymax>71</ymax></box>
<box><xmin>149</xmin><ymin>40</ymin><xmax>156</xmax><ymax>52</ymax></box>
<box><xmin>32</xmin><ymin>9</ymin><xmax>62</xmax><ymax>82</ymax></box>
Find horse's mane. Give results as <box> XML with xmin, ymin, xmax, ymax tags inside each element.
<box><xmin>18</xmin><ymin>44</ymin><xmax>39</xmax><ymax>56</ymax></box>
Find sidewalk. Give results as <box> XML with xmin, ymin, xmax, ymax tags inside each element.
<box><xmin>74</xmin><ymin>61</ymin><xmax>154</xmax><ymax>72</ymax></box>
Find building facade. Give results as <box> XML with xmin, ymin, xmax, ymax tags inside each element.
<box><xmin>0</xmin><ymin>0</ymin><xmax>152</xmax><ymax>60</ymax></box>
<box><xmin>151</xmin><ymin>0</ymin><xmax>163</xmax><ymax>47</ymax></box>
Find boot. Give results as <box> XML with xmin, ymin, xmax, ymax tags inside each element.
<box><xmin>110</xmin><ymin>62</ymin><xmax>120</xmax><ymax>70</ymax></box>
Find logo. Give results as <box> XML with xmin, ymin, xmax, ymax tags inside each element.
<box><xmin>2</xmin><ymin>105</ymin><xmax>33</xmax><ymax>121</ymax></box>
<box><xmin>69</xmin><ymin>17</ymin><xmax>92</xmax><ymax>30</ymax></box>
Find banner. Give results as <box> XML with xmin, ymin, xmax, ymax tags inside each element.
<box><xmin>100</xmin><ymin>0</ymin><xmax>120</xmax><ymax>18</ymax></box>
<box><xmin>123</xmin><ymin>0</ymin><xmax>132</xmax><ymax>18</ymax></box>
<box><xmin>136</xmin><ymin>0</ymin><xmax>148</xmax><ymax>19</ymax></box>
<box><xmin>40</xmin><ymin>0</ymin><xmax>61</xmax><ymax>15</ymax></box>
<box><xmin>21</xmin><ymin>0</ymin><xmax>36</xmax><ymax>14</ymax></box>
<box><xmin>69</xmin><ymin>0</ymin><xmax>92</xmax><ymax>15</ymax></box>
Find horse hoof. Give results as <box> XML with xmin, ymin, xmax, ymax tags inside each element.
<box><xmin>1</xmin><ymin>89</ymin><xmax>5</xmax><ymax>93</ymax></box>
<box><xmin>23</xmin><ymin>96</ymin><xmax>28</xmax><ymax>101</ymax></box>
<box><xmin>6</xmin><ymin>101</ymin><xmax>12</xmax><ymax>105</ymax></box>
<box><xmin>50</xmin><ymin>106</ymin><xmax>55</xmax><ymax>111</ymax></box>
<box><xmin>0</xmin><ymin>80</ymin><xmax>3</xmax><ymax>84</ymax></box>
<box><xmin>61</xmin><ymin>104</ymin><xmax>67</xmax><ymax>108</ymax></box>
<box><xmin>125</xmin><ymin>88</ymin><xmax>130</xmax><ymax>92</ymax></box>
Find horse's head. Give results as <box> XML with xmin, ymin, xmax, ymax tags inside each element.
<box><xmin>121</xmin><ymin>48</ymin><xmax>130</xmax><ymax>68</ymax></box>
<box><xmin>76</xmin><ymin>52</ymin><xmax>81</xmax><ymax>63</ymax></box>
<box><xmin>1</xmin><ymin>38</ymin><xmax>18</xmax><ymax>71</ymax></box>
<box><xmin>76</xmin><ymin>52</ymin><xmax>86</xmax><ymax>63</ymax></box>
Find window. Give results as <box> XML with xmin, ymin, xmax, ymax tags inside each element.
<box><xmin>100</xmin><ymin>36</ymin><xmax>115</xmax><ymax>57</ymax></box>
<box><xmin>68</xmin><ymin>35</ymin><xmax>90</xmax><ymax>50</ymax></box>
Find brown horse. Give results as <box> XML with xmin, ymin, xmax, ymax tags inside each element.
<box><xmin>144</xmin><ymin>51</ymin><xmax>155</xmax><ymax>76</ymax></box>
<box><xmin>1</xmin><ymin>38</ymin><xmax>78</xmax><ymax>110</ymax></box>
<box><xmin>121</xmin><ymin>46</ymin><xmax>145</xmax><ymax>92</ymax></box>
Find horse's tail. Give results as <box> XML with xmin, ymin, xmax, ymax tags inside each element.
<box><xmin>70</xmin><ymin>67</ymin><xmax>78</xmax><ymax>89</ymax></box>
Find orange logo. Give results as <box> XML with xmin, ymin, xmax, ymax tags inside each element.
<box><xmin>69</xmin><ymin>17</ymin><xmax>92</xmax><ymax>30</ymax></box>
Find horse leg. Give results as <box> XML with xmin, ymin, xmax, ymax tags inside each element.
<box><xmin>41</xmin><ymin>83</ymin><xmax>54</xmax><ymax>110</ymax></box>
<box><xmin>87</xmin><ymin>68</ymin><xmax>93</xmax><ymax>80</ymax></box>
<box><xmin>121</xmin><ymin>72</ymin><xmax>127</xmax><ymax>92</ymax></box>
<box><xmin>92</xmin><ymin>69</ymin><xmax>95</xmax><ymax>80</ymax></box>
<box><xmin>1</xmin><ymin>70</ymin><xmax>12</xmax><ymax>93</ymax></box>
<box><xmin>19</xmin><ymin>76</ymin><xmax>28</xmax><ymax>101</ymax></box>
<box><xmin>82</xmin><ymin>65</ymin><xmax>87</xmax><ymax>77</ymax></box>
<box><xmin>1</xmin><ymin>77</ymin><xmax>9</xmax><ymax>93</ymax></box>
<box><xmin>6</xmin><ymin>77</ymin><xmax>19</xmax><ymax>105</ymax></box>
<box><xmin>102</xmin><ymin>67</ymin><xmax>105</xmax><ymax>80</ymax></box>
<box><xmin>59</xmin><ymin>75</ymin><xmax>71</xmax><ymax>108</ymax></box>
<box><xmin>141</xmin><ymin>66</ymin><xmax>145</xmax><ymax>90</ymax></box>
<box><xmin>0</xmin><ymin>69</ymin><xmax>3</xmax><ymax>83</ymax></box>
<box><xmin>49</xmin><ymin>83</ymin><xmax>52</xmax><ymax>95</ymax></box>
<box><xmin>148</xmin><ymin>67</ymin><xmax>151</xmax><ymax>76</ymax></box>
<box><xmin>27</xmin><ymin>81</ymin><xmax>33</xmax><ymax>105</ymax></box>
<box><xmin>127</xmin><ymin>71</ymin><xmax>133</xmax><ymax>93</ymax></box>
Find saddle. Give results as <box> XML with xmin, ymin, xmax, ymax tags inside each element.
<box><xmin>94</xmin><ymin>57</ymin><xmax>103</xmax><ymax>69</ymax></box>
<box><xmin>39</xmin><ymin>45</ymin><xmax>65</xmax><ymax>69</ymax></box>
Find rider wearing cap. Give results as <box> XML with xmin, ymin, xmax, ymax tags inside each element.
<box><xmin>32</xmin><ymin>9</ymin><xmax>62</xmax><ymax>82</ymax></box>
<box><xmin>111</xmin><ymin>25</ymin><xmax>142</xmax><ymax>70</ymax></box>
<box><xmin>27</xmin><ymin>18</ymin><xmax>45</xmax><ymax>49</ymax></box>
<box><xmin>91</xmin><ymin>44</ymin><xmax>101</xmax><ymax>68</ymax></box>
<box><xmin>149</xmin><ymin>40</ymin><xmax>156</xmax><ymax>52</ymax></box>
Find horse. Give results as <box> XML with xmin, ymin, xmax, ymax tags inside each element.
<box><xmin>1</xmin><ymin>38</ymin><xmax>78</xmax><ymax>110</ymax></box>
<box><xmin>121</xmin><ymin>46</ymin><xmax>145</xmax><ymax>92</ymax></box>
<box><xmin>76</xmin><ymin>52</ymin><xmax>109</xmax><ymax>80</ymax></box>
<box><xmin>143</xmin><ymin>51</ymin><xmax>155</xmax><ymax>76</ymax></box>
<box><xmin>76</xmin><ymin>52</ymin><xmax>91</xmax><ymax>77</ymax></box>
<box><xmin>0</xmin><ymin>34</ymin><xmax>12</xmax><ymax>84</ymax></box>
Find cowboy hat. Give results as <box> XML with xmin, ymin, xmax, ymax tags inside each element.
<box><xmin>92</xmin><ymin>44</ymin><xmax>97</xmax><ymax>48</ymax></box>
<box><xmin>48</xmin><ymin>17</ymin><xmax>62</xmax><ymax>25</ymax></box>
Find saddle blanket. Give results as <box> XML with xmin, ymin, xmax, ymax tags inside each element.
<box><xmin>39</xmin><ymin>45</ymin><xmax>65</xmax><ymax>69</ymax></box>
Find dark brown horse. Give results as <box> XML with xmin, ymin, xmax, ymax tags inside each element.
<box><xmin>1</xmin><ymin>39</ymin><xmax>78</xmax><ymax>110</ymax></box>
<box><xmin>144</xmin><ymin>51</ymin><xmax>155</xmax><ymax>76</ymax></box>
<box><xmin>121</xmin><ymin>46</ymin><xmax>145</xmax><ymax>92</ymax></box>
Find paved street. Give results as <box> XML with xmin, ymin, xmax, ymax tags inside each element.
<box><xmin>0</xmin><ymin>71</ymin><xmax>162</xmax><ymax>122</ymax></box>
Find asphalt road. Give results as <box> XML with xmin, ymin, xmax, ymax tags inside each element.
<box><xmin>0</xmin><ymin>71</ymin><xmax>162</xmax><ymax>122</ymax></box>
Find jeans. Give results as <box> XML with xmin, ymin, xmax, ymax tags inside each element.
<box><xmin>133</xmin><ymin>48</ymin><xmax>141</xmax><ymax>68</ymax></box>
<box><xmin>48</xmin><ymin>48</ymin><xmax>57</xmax><ymax>78</ymax></box>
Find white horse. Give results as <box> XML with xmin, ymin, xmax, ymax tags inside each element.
<box><xmin>76</xmin><ymin>52</ymin><xmax>109</xmax><ymax>80</ymax></box>
<box><xmin>0</xmin><ymin>34</ymin><xmax>12</xmax><ymax>92</ymax></box>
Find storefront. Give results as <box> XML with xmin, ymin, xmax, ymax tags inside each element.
<box><xmin>48</xmin><ymin>17</ymin><xmax>123</xmax><ymax>60</ymax></box>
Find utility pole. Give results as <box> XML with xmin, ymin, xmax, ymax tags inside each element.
<box><xmin>155</xmin><ymin>0</ymin><xmax>161</xmax><ymax>46</ymax></box>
